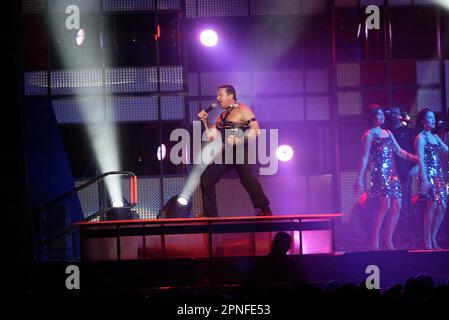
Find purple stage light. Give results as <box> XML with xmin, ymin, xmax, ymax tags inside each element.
<box><xmin>200</xmin><ymin>29</ymin><xmax>218</xmax><ymax>47</ymax></box>
<box><xmin>276</xmin><ymin>145</ymin><xmax>293</xmax><ymax>162</ymax></box>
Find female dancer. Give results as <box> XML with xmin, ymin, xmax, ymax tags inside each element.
<box><xmin>356</xmin><ymin>104</ymin><xmax>418</xmax><ymax>250</ymax></box>
<box><xmin>414</xmin><ymin>108</ymin><xmax>448</xmax><ymax>249</ymax></box>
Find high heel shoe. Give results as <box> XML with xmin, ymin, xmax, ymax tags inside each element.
<box><xmin>424</xmin><ymin>242</ymin><xmax>433</xmax><ymax>250</ymax></box>
<box><xmin>383</xmin><ymin>238</ymin><xmax>396</xmax><ymax>251</ymax></box>
<box><xmin>431</xmin><ymin>239</ymin><xmax>441</xmax><ymax>250</ymax></box>
<box><xmin>371</xmin><ymin>239</ymin><xmax>380</xmax><ymax>251</ymax></box>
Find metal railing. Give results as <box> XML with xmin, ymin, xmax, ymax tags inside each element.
<box><xmin>34</xmin><ymin>171</ymin><xmax>138</xmax><ymax>260</ymax></box>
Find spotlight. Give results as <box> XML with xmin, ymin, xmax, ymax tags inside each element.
<box><xmin>103</xmin><ymin>198</ymin><xmax>137</xmax><ymax>221</ymax></box>
<box><xmin>276</xmin><ymin>145</ymin><xmax>293</xmax><ymax>162</ymax></box>
<box><xmin>76</xmin><ymin>28</ymin><xmax>85</xmax><ymax>46</ymax></box>
<box><xmin>177</xmin><ymin>195</ymin><xmax>189</xmax><ymax>206</ymax></box>
<box><xmin>159</xmin><ymin>195</ymin><xmax>192</xmax><ymax>218</ymax></box>
<box><xmin>111</xmin><ymin>198</ymin><xmax>125</xmax><ymax>208</ymax></box>
<box><xmin>200</xmin><ymin>29</ymin><xmax>218</xmax><ymax>47</ymax></box>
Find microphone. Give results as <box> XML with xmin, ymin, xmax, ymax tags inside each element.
<box><xmin>199</xmin><ymin>103</ymin><xmax>217</xmax><ymax>130</ymax></box>
<box><xmin>399</xmin><ymin>117</ymin><xmax>414</xmax><ymax>124</ymax></box>
<box><xmin>204</xmin><ymin>102</ymin><xmax>217</xmax><ymax>113</ymax></box>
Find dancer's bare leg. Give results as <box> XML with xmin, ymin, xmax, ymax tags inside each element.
<box><xmin>423</xmin><ymin>201</ymin><xmax>436</xmax><ymax>249</ymax></box>
<box><xmin>384</xmin><ymin>197</ymin><xmax>401</xmax><ymax>250</ymax></box>
<box><xmin>371</xmin><ymin>197</ymin><xmax>390</xmax><ymax>251</ymax></box>
<box><xmin>431</xmin><ymin>204</ymin><xmax>446</xmax><ymax>250</ymax></box>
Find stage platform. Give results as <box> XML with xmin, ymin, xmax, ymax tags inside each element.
<box><xmin>76</xmin><ymin>214</ymin><xmax>342</xmax><ymax>261</ymax></box>
<box><xmin>33</xmin><ymin>214</ymin><xmax>445</xmax><ymax>298</ymax></box>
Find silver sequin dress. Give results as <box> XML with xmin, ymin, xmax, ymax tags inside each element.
<box><xmin>367</xmin><ymin>135</ymin><xmax>402</xmax><ymax>199</ymax></box>
<box><xmin>418</xmin><ymin>141</ymin><xmax>447</xmax><ymax>206</ymax></box>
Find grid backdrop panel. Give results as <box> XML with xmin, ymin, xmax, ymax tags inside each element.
<box><xmin>308</xmin><ymin>174</ymin><xmax>333</xmax><ymax>213</ymax></box>
<box><xmin>250</xmin><ymin>0</ymin><xmax>302</xmax><ymax>16</ymax></box>
<box><xmin>156</xmin><ymin>0</ymin><xmax>182</xmax><ymax>10</ymax></box>
<box><xmin>205</xmin><ymin>175</ymin><xmax>311</xmax><ymax>216</ymax></box>
<box><xmin>105</xmin><ymin>96</ymin><xmax>159</xmax><ymax>122</ymax></box>
<box><xmin>258</xmin><ymin>175</ymin><xmax>308</xmax><ymax>215</ymax></box>
<box><xmin>215</xmin><ymin>177</ymin><xmax>255</xmax><ymax>216</ymax></box>
<box><xmin>75</xmin><ymin>176</ymin><xmax>162</xmax><ymax>220</ymax></box>
<box><xmin>416</xmin><ymin>88</ymin><xmax>442</xmax><ymax>112</ymax></box>
<box><xmin>119</xmin><ymin>176</ymin><xmax>160</xmax><ymax>219</ymax></box>
<box><xmin>305</xmin><ymin>96</ymin><xmax>330</xmax><ymax>120</ymax></box>
<box><xmin>162</xmin><ymin>176</ymin><xmax>186</xmax><ymax>205</ymax></box>
<box><xmin>51</xmin><ymin>69</ymin><xmax>104</xmax><ymax>96</ymax></box>
<box><xmin>339</xmin><ymin>171</ymin><xmax>359</xmax><ymax>217</ymax></box>
<box><xmin>75</xmin><ymin>179</ymin><xmax>100</xmax><ymax>219</ymax></box>
<box><xmin>74</xmin><ymin>173</ymin><xmax>341</xmax><ymax>219</ymax></box>
<box><xmin>105</xmin><ymin>68</ymin><xmax>158</xmax><ymax>94</ymax></box>
<box><xmin>200</xmin><ymin>72</ymin><xmax>252</xmax><ymax>98</ymax></box>
<box><xmin>305</xmin><ymin>69</ymin><xmax>329</xmax><ymax>93</ymax></box>
<box><xmin>25</xmin><ymin>71</ymin><xmax>48</xmax><ymax>96</ymax></box>
<box><xmin>416</xmin><ymin>60</ymin><xmax>441</xmax><ymax>86</ymax></box>
<box><xmin>103</xmin><ymin>0</ymin><xmax>155</xmax><ymax>12</ymax></box>
<box><xmin>134</xmin><ymin>177</ymin><xmax>161</xmax><ymax>219</ymax></box>
<box><xmin>197</xmin><ymin>0</ymin><xmax>248</xmax><ymax>18</ymax></box>
<box><xmin>253</xmin><ymin>70</ymin><xmax>303</xmax><ymax>94</ymax></box>
<box><xmin>338</xmin><ymin>91</ymin><xmax>362</xmax><ymax>115</ymax></box>
<box><xmin>302</xmin><ymin>0</ymin><xmax>326</xmax><ymax>14</ymax></box>
<box><xmin>52</xmin><ymin>97</ymin><xmax>105</xmax><ymax>123</ymax></box>
<box><xmin>185</xmin><ymin>0</ymin><xmax>196</xmax><ymax>18</ymax></box>
<box><xmin>47</xmin><ymin>0</ymin><xmax>101</xmax><ymax>14</ymax></box>
<box><xmin>336</xmin><ymin>63</ymin><xmax>361</xmax><ymax>87</ymax></box>
<box><xmin>75</xmin><ymin>176</ymin><xmax>335</xmax><ymax>218</ymax></box>
<box><xmin>160</xmin><ymin>66</ymin><xmax>184</xmax><ymax>92</ymax></box>
<box><xmin>253</xmin><ymin>97</ymin><xmax>305</xmax><ymax>122</ymax></box>
<box><xmin>187</xmin><ymin>73</ymin><xmax>199</xmax><ymax>97</ymax></box>
<box><xmin>188</xmin><ymin>100</ymin><xmax>200</xmax><ymax>124</ymax></box>
<box><xmin>160</xmin><ymin>96</ymin><xmax>185</xmax><ymax>120</ymax></box>
<box><xmin>52</xmin><ymin>96</ymin><xmax>161</xmax><ymax>123</ymax></box>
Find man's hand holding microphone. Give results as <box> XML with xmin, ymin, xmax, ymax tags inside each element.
<box><xmin>197</xmin><ymin>103</ymin><xmax>218</xmax><ymax>141</ymax></box>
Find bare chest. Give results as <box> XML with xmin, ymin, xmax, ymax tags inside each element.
<box><xmin>220</xmin><ymin>108</ymin><xmax>244</xmax><ymax>124</ymax></box>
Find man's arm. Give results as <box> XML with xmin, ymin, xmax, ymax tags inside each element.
<box><xmin>197</xmin><ymin>110</ymin><xmax>218</xmax><ymax>140</ymax></box>
<box><xmin>240</xmin><ymin>105</ymin><xmax>260</xmax><ymax>141</ymax></box>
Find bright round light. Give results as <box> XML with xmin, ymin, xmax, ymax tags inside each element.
<box><xmin>200</xmin><ymin>29</ymin><xmax>218</xmax><ymax>47</ymax></box>
<box><xmin>76</xmin><ymin>28</ymin><xmax>85</xmax><ymax>46</ymax></box>
<box><xmin>177</xmin><ymin>196</ymin><xmax>189</xmax><ymax>206</ymax></box>
<box><xmin>276</xmin><ymin>145</ymin><xmax>294</xmax><ymax>162</ymax></box>
<box><xmin>111</xmin><ymin>199</ymin><xmax>124</xmax><ymax>208</ymax></box>
<box><xmin>157</xmin><ymin>144</ymin><xmax>167</xmax><ymax>161</ymax></box>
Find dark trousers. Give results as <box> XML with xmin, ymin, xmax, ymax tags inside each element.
<box><xmin>200</xmin><ymin>144</ymin><xmax>270</xmax><ymax>217</ymax></box>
